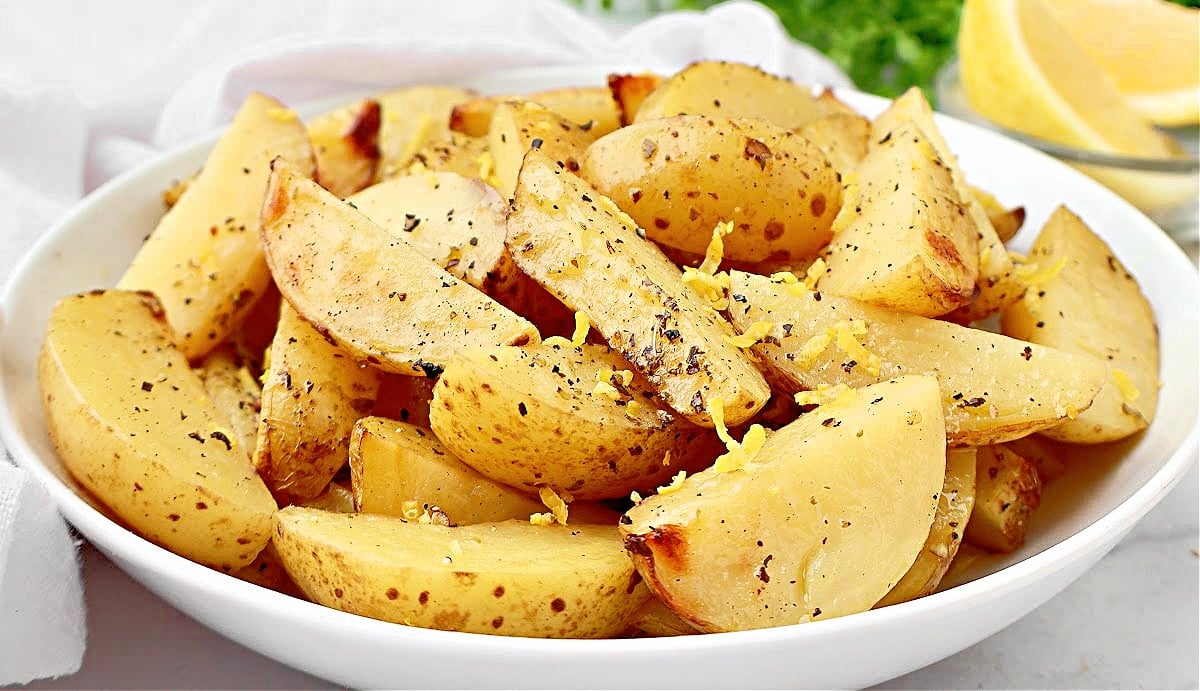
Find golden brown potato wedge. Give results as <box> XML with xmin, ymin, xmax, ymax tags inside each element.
<box><xmin>872</xmin><ymin>87</ymin><xmax>1021</xmax><ymax>323</ymax></box>
<box><xmin>1002</xmin><ymin>434</ymin><xmax>1067</xmax><ymax>483</ymax></box>
<box><xmin>259</xmin><ymin>159</ymin><xmax>538</xmax><ymax>375</ymax></box>
<box><xmin>580</xmin><ymin>115</ymin><xmax>842</xmax><ymax>268</ymax></box>
<box><xmin>39</xmin><ymin>290</ymin><xmax>276</xmax><ymax>572</ymax></box>
<box><xmin>727</xmin><ymin>270</ymin><xmax>1108</xmax><ymax>445</ymax></box>
<box><xmin>506</xmin><ymin>149</ymin><xmax>770</xmax><ymax>427</ymax></box>
<box><xmin>403</xmin><ymin>132</ymin><xmax>492</xmax><ymax>181</ymax></box>
<box><xmin>622</xmin><ymin>377</ymin><xmax>946</xmax><ymax>632</ymax></box>
<box><xmin>634</xmin><ymin>60</ymin><xmax>844</xmax><ymax>128</ymax></box>
<box><xmin>307</xmin><ymin>98</ymin><xmax>381</xmax><ymax>198</ymax></box>
<box><xmin>229</xmin><ymin>281</ymin><xmax>282</xmax><ymax>373</ymax></box>
<box><xmin>195</xmin><ymin>344</ymin><xmax>261</xmax><ymax>455</ymax></box>
<box><xmin>273</xmin><ymin>509</ymin><xmax>649</xmax><ymax>637</ymax></box>
<box><xmin>488</xmin><ymin>101</ymin><xmax>601</xmax><ymax>199</ymax></box>
<box><xmin>119</xmin><ymin>92</ymin><xmax>314</xmax><ymax>360</ymax></box>
<box><xmin>1002</xmin><ymin>206</ymin><xmax>1159</xmax><ymax>443</ymax></box>
<box><xmin>449</xmin><ymin>87</ymin><xmax>621</xmax><ymax>138</ymax></box>
<box><xmin>965</xmin><ymin>445</ymin><xmax>1042</xmax><ymax>553</ymax></box>
<box><xmin>608</xmin><ymin>72</ymin><xmax>662</xmax><ymax>125</ymax></box>
<box><xmin>232</xmin><ymin>541</ymin><xmax>302</xmax><ymax>596</ymax></box>
<box><xmin>972</xmin><ymin>186</ymin><xmax>1026</xmax><ymax>244</ymax></box>
<box><xmin>300</xmin><ymin>480</ymin><xmax>356</xmax><ymax>514</ymax></box>
<box><xmin>796</xmin><ymin>112</ymin><xmax>870</xmax><ymax>177</ymax></box>
<box><xmin>350</xmin><ymin>416</ymin><xmax>543</xmax><ymax>522</ymax></box>
<box><xmin>429</xmin><ymin>343</ymin><xmax>720</xmax><ymax>499</ymax></box>
<box><xmin>253</xmin><ymin>304</ymin><xmax>380</xmax><ymax>503</ymax></box>
<box><xmin>875</xmin><ymin>447</ymin><xmax>977</xmax><ymax>607</ymax></box>
<box><xmin>375</xmin><ymin>85</ymin><xmax>476</xmax><ymax>180</ymax></box>
<box><xmin>820</xmin><ymin>121</ymin><xmax>979</xmax><ymax>317</ymax></box>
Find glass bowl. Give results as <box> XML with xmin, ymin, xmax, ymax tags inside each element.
<box><xmin>934</xmin><ymin>58</ymin><xmax>1199</xmax><ymax>243</ymax></box>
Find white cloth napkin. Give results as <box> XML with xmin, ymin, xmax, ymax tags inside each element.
<box><xmin>0</xmin><ymin>0</ymin><xmax>850</xmax><ymax>683</ymax></box>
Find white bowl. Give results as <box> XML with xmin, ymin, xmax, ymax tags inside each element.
<box><xmin>1</xmin><ymin>65</ymin><xmax>1197</xmax><ymax>689</ymax></box>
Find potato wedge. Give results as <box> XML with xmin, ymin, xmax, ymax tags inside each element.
<box><xmin>230</xmin><ymin>281</ymin><xmax>282</xmax><ymax>372</ymax></box>
<box><xmin>488</xmin><ymin>101</ymin><xmax>600</xmax><ymax>199</ymax></box>
<box><xmin>820</xmin><ymin>121</ymin><xmax>979</xmax><ymax>317</ymax></box>
<box><xmin>506</xmin><ymin>149</ymin><xmax>770</xmax><ymax>427</ymax></box>
<box><xmin>965</xmin><ymin>445</ymin><xmax>1042</xmax><ymax>553</ymax></box>
<box><xmin>631</xmin><ymin>598</ymin><xmax>698</xmax><ymax>637</ymax></box>
<box><xmin>260</xmin><ymin>159</ymin><xmax>538</xmax><ymax>375</ymax></box>
<box><xmin>232</xmin><ymin>541</ymin><xmax>302</xmax><ymax>596</ymax></box>
<box><xmin>195</xmin><ymin>344</ymin><xmax>262</xmax><ymax>455</ymax></box>
<box><xmin>253</xmin><ymin>304</ymin><xmax>380</xmax><ymax>503</ymax></box>
<box><xmin>307</xmin><ymin>98</ymin><xmax>381</xmax><ymax>198</ymax></box>
<box><xmin>796</xmin><ymin>112</ymin><xmax>870</xmax><ymax>177</ymax></box>
<box><xmin>1002</xmin><ymin>206</ymin><xmax>1159</xmax><ymax>443</ymax></box>
<box><xmin>372</xmin><ymin>373</ymin><xmax>436</xmax><ymax>428</ymax></box>
<box><xmin>872</xmin><ymin>87</ymin><xmax>1021</xmax><ymax>323</ymax></box>
<box><xmin>301</xmin><ymin>480</ymin><xmax>356</xmax><ymax>514</ymax></box>
<box><xmin>622</xmin><ymin>377</ymin><xmax>946</xmax><ymax>631</ymax></box>
<box><xmin>1002</xmin><ymin>434</ymin><xmax>1067</xmax><ymax>483</ymax></box>
<box><xmin>727</xmin><ymin>270</ymin><xmax>1108</xmax><ymax>445</ymax></box>
<box><xmin>449</xmin><ymin>87</ymin><xmax>621</xmax><ymax>138</ymax></box>
<box><xmin>429</xmin><ymin>343</ymin><xmax>720</xmax><ymax>499</ymax></box>
<box><xmin>404</xmin><ymin>132</ymin><xmax>491</xmax><ymax>180</ymax></box>
<box><xmin>580</xmin><ymin>115</ymin><xmax>841</xmax><ymax>268</ymax></box>
<box><xmin>273</xmin><ymin>509</ymin><xmax>649</xmax><ymax>637</ymax></box>
<box><xmin>608</xmin><ymin>72</ymin><xmax>662</xmax><ymax>125</ymax></box>
<box><xmin>972</xmin><ymin>186</ymin><xmax>1026</xmax><ymax>244</ymax></box>
<box><xmin>375</xmin><ymin>85</ymin><xmax>475</xmax><ymax>180</ymax></box>
<box><xmin>349</xmin><ymin>172</ymin><xmax>509</xmax><ymax>290</ymax></box>
<box><xmin>118</xmin><ymin>92</ymin><xmax>314</xmax><ymax>360</ymax></box>
<box><xmin>875</xmin><ymin>447</ymin><xmax>977</xmax><ymax>607</ymax></box>
<box><xmin>39</xmin><ymin>290</ymin><xmax>276</xmax><ymax>572</ymax></box>
<box><xmin>634</xmin><ymin>60</ymin><xmax>843</xmax><ymax>128</ymax></box>
<box><xmin>350</xmin><ymin>416</ymin><xmax>543</xmax><ymax>522</ymax></box>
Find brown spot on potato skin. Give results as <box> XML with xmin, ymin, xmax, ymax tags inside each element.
<box><xmin>386</xmin><ymin>588</ymin><xmax>399</xmax><ymax>600</ymax></box>
<box><xmin>810</xmin><ymin>193</ymin><xmax>827</xmax><ymax>217</ymax></box>
<box><xmin>493</xmin><ymin>585</ymin><xmax>505</xmax><ymax>598</ymax></box>
<box><xmin>419</xmin><ymin>591</ymin><xmax>430</xmax><ymax>605</ymax></box>
<box><xmin>491</xmin><ymin>616</ymin><xmax>504</xmax><ymax>629</ymax></box>
<box><xmin>763</xmin><ymin>220</ymin><xmax>784</xmax><ymax>241</ymax></box>
<box><xmin>551</xmin><ymin>597</ymin><xmax>566</xmax><ymax>613</ymax></box>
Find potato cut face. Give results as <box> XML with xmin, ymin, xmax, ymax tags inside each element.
<box><xmin>965</xmin><ymin>445</ymin><xmax>1042</xmax><ymax>553</ymax></box>
<box><xmin>259</xmin><ymin>159</ymin><xmax>538</xmax><ymax>375</ymax></box>
<box><xmin>273</xmin><ymin>509</ymin><xmax>649</xmax><ymax>637</ymax></box>
<box><xmin>875</xmin><ymin>447</ymin><xmax>977</xmax><ymax>607</ymax></box>
<box><xmin>374</xmin><ymin>85</ymin><xmax>476</xmax><ymax>181</ymax></box>
<box><xmin>1002</xmin><ymin>206</ymin><xmax>1159</xmax><ymax>443</ymax></box>
<box><xmin>506</xmin><ymin>149</ymin><xmax>770</xmax><ymax>428</ymax></box>
<box><xmin>349</xmin><ymin>172</ymin><xmax>509</xmax><ymax>290</ymax></box>
<box><xmin>307</xmin><ymin>98</ymin><xmax>381</xmax><ymax>198</ymax></box>
<box><xmin>403</xmin><ymin>132</ymin><xmax>491</xmax><ymax>180</ymax></box>
<box><xmin>253</xmin><ymin>304</ymin><xmax>380</xmax><ymax>504</ymax></box>
<box><xmin>796</xmin><ymin>112</ymin><xmax>870</xmax><ymax>177</ymax></box>
<box><xmin>39</xmin><ymin>290</ymin><xmax>276</xmax><ymax>572</ymax></box>
<box><xmin>195</xmin><ymin>344</ymin><xmax>262</xmax><ymax>455</ymax></box>
<box><xmin>633</xmin><ymin>61</ymin><xmax>845</xmax><ymax>128</ymax></box>
<box><xmin>580</xmin><ymin>115</ymin><xmax>842</xmax><ymax>267</ymax></box>
<box><xmin>449</xmin><ymin>87</ymin><xmax>621</xmax><ymax>138</ymax></box>
<box><xmin>118</xmin><ymin>92</ymin><xmax>314</xmax><ymax>360</ymax></box>
<box><xmin>820</xmin><ymin>121</ymin><xmax>979</xmax><ymax>317</ymax></box>
<box><xmin>728</xmin><ymin>270</ymin><xmax>1108</xmax><ymax>445</ymax></box>
<box><xmin>488</xmin><ymin>101</ymin><xmax>601</xmax><ymax>200</ymax></box>
<box><xmin>429</xmin><ymin>343</ymin><xmax>720</xmax><ymax>500</ymax></box>
<box><xmin>621</xmin><ymin>377</ymin><xmax>946</xmax><ymax>632</ymax></box>
<box><xmin>350</xmin><ymin>416</ymin><xmax>543</xmax><ymax>522</ymax></box>
<box><xmin>607</xmin><ymin>72</ymin><xmax>662</xmax><ymax>125</ymax></box>
<box><xmin>872</xmin><ymin>87</ymin><xmax>1021</xmax><ymax>323</ymax></box>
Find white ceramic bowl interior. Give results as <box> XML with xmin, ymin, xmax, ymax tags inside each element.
<box><xmin>1</xmin><ymin>65</ymin><xmax>1197</xmax><ymax>689</ymax></box>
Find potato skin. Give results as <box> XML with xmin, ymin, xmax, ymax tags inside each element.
<box><xmin>489</xmin><ymin>101</ymin><xmax>600</xmax><ymax>199</ymax></box>
<box><xmin>273</xmin><ymin>510</ymin><xmax>649</xmax><ymax>638</ymax></box>
<box><xmin>580</xmin><ymin>115</ymin><xmax>842</xmax><ymax>267</ymax></box>
<box><xmin>308</xmin><ymin>98</ymin><xmax>381</xmax><ymax>198</ymax></box>
<box><xmin>429</xmin><ymin>343</ymin><xmax>721</xmax><ymax>500</ymax></box>
<box><xmin>39</xmin><ymin>290</ymin><xmax>276</xmax><ymax>572</ymax></box>
<box><xmin>965</xmin><ymin>445</ymin><xmax>1042</xmax><ymax>553</ymax></box>
<box><xmin>449</xmin><ymin>87</ymin><xmax>621</xmax><ymax>138</ymax></box>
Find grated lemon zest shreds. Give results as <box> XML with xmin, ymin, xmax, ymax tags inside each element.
<box><xmin>592</xmin><ymin>380</ymin><xmax>621</xmax><ymax>400</ymax></box>
<box><xmin>724</xmin><ymin>321</ymin><xmax>776</xmax><ymax>348</ymax></box>
<box><xmin>1014</xmin><ymin>255</ymin><xmax>1067</xmax><ymax>287</ymax></box>
<box><xmin>794</xmin><ymin>327</ymin><xmax>836</xmax><ymax>369</ymax></box>
<box><xmin>661</xmin><ymin>449</ymin><xmax>672</xmax><ymax>467</ymax></box>
<box><xmin>785</xmin><ymin>282</ymin><xmax>811</xmax><ymax>298</ymax></box>
<box><xmin>538</xmin><ymin>486</ymin><xmax>570</xmax><ymax>525</ymax></box>
<box><xmin>709</xmin><ymin>395</ymin><xmax>734</xmax><ymax>445</ymax></box>
<box><xmin>1111</xmin><ymin>368</ymin><xmax>1140</xmax><ymax>402</ymax></box>
<box><xmin>682</xmin><ymin>268</ymin><xmax>730</xmax><ymax>310</ymax></box>
<box><xmin>804</xmin><ymin>258</ymin><xmax>828</xmax><ymax>290</ymax></box>
<box><xmin>529</xmin><ymin>512</ymin><xmax>554</xmax><ymax>526</ymax></box>
<box><xmin>625</xmin><ymin>398</ymin><xmax>650</xmax><ymax>419</ymax></box>
<box><xmin>597</xmin><ymin>369</ymin><xmax>634</xmax><ymax>387</ymax></box>
<box><xmin>570</xmin><ymin>311</ymin><xmax>590</xmax><ymax>347</ymax></box>
<box><xmin>267</xmin><ymin>107</ymin><xmax>298</xmax><ymax>122</ymax></box>
<box><xmin>832</xmin><ymin>320</ymin><xmax>882</xmax><ymax>376</ymax></box>
<box><xmin>794</xmin><ymin>384</ymin><xmax>852</xmax><ymax>408</ymax></box>
<box><xmin>699</xmin><ymin>221</ymin><xmax>734</xmax><ymax>275</ymax></box>
<box><xmin>657</xmin><ymin>470</ymin><xmax>688</xmax><ymax>495</ymax></box>
<box><xmin>708</xmin><ymin>396</ymin><xmax>766</xmax><ymax>473</ymax></box>
<box><xmin>770</xmin><ymin>271</ymin><xmax>799</xmax><ymax>285</ymax></box>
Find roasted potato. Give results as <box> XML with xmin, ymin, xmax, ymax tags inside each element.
<box><xmin>820</xmin><ymin>120</ymin><xmax>979</xmax><ymax>317</ymax></box>
<box><xmin>634</xmin><ymin>60</ymin><xmax>847</xmax><ymax>128</ymax></box>
<box><xmin>580</xmin><ymin>115</ymin><xmax>842</xmax><ymax>268</ymax></box>
<box><xmin>429</xmin><ymin>342</ymin><xmax>720</xmax><ymax>499</ymax></box>
<box><xmin>631</xmin><ymin>598</ymin><xmax>698</xmax><ymax>637</ymax></box>
<box><xmin>972</xmin><ymin>185</ymin><xmax>1026</xmax><ymax>244</ymax></box>
<box><xmin>506</xmin><ymin>149</ymin><xmax>770</xmax><ymax>427</ymax></box>
<box><xmin>273</xmin><ymin>509</ymin><xmax>649</xmax><ymax>637</ymax></box>
<box><xmin>307</xmin><ymin>98</ymin><xmax>381</xmax><ymax>197</ymax></box>
<box><xmin>39</xmin><ymin>290</ymin><xmax>276</xmax><ymax>572</ymax></box>
<box><xmin>372</xmin><ymin>373</ymin><xmax>436</xmax><ymax>428</ymax></box>
<box><xmin>1002</xmin><ymin>434</ymin><xmax>1067</xmax><ymax>483</ymax></box>
<box><xmin>965</xmin><ymin>445</ymin><xmax>1042</xmax><ymax>553</ymax></box>
<box><xmin>253</xmin><ymin>304</ymin><xmax>380</xmax><ymax>504</ymax></box>
<box><xmin>622</xmin><ymin>377</ymin><xmax>946</xmax><ymax>632</ymax></box>
<box><xmin>118</xmin><ymin>92</ymin><xmax>314</xmax><ymax>360</ymax></box>
<box><xmin>403</xmin><ymin>132</ymin><xmax>491</xmax><ymax>180</ymax></box>
<box><xmin>1002</xmin><ymin>206</ymin><xmax>1160</xmax><ymax>443</ymax></box>
<box><xmin>727</xmin><ymin>270</ymin><xmax>1108</xmax><ymax>445</ymax></box>
<box><xmin>875</xmin><ymin>447</ymin><xmax>977</xmax><ymax>607</ymax></box>
<box><xmin>449</xmin><ymin>87</ymin><xmax>621</xmax><ymax>138</ymax></box>
<box><xmin>195</xmin><ymin>344</ymin><xmax>261</xmax><ymax>454</ymax></box>
<box><xmin>488</xmin><ymin>101</ymin><xmax>600</xmax><ymax>199</ymax></box>
<box><xmin>796</xmin><ymin>112</ymin><xmax>870</xmax><ymax>177</ymax></box>
<box><xmin>301</xmin><ymin>480</ymin><xmax>356</xmax><ymax>514</ymax></box>
<box><xmin>259</xmin><ymin>159</ymin><xmax>538</xmax><ymax>375</ymax></box>
<box><xmin>375</xmin><ymin>85</ymin><xmax>476</xmax><ymax>180</ymax></box>
<box><xmin>608</xmin><ymin>72</ymin><xmax>662</xmax><ymax>125</ymax></box>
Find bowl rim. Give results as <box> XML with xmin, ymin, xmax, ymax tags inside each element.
<box><xmin>1</xmin><ymin>71</ymin><xmax>1197</xmax><ymax>658</ymax></box>
<box><xmin>934</xmin><ymin>57</ymin><xmax>1200</xmax><ymax>174</ymax></box>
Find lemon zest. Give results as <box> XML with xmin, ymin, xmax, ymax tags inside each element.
<box><xmin>832</xmin><ymin>320</ymin><xmax>882</xmax><ymax>376</ymax></box>
<box><xmin>769</xmin><ymin>271</ymin><xmax>799</xmax><ymax>284</ymax></box>
<box><xmin>793</xmin><ymin>327</ymin><xmax>837</xmax><ymax>369</ymax></box>
<box><xmin>538</xmin><ymin>486</ymin><xmax>571</xmax><ymax>526</ymax></box>
<box><xmin>1111</xmin><ymin>368</ymin><xmax>1140</xmax><ymax>402</ymax></box>
<box><xmin>709</xmin><ymin>396</ymin><xmax>767</xmax><ymax>473</ymax></box>
<box><xmin>724</xmin><ymin>321</ymin><xmax>776</xmax><ymax>349</ymax></box>
<box><xmin>804</xmin><ymin>258</ymin><xmax>828</xmax><ymax>290</ymax></box>
<box><xmin>1015</xmin><ymin>255</ymin><xmax>1067</xmax><ymax>287</ymax></box>
<box><xmin>793</xmin><ymin>384</ymin><xmax>853</xmax><ymax>408</ymax></box>
<box><xmin>657</xmin><ymin>470</ymin><xmax>688</xmax><ymax>495</ymax></box>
